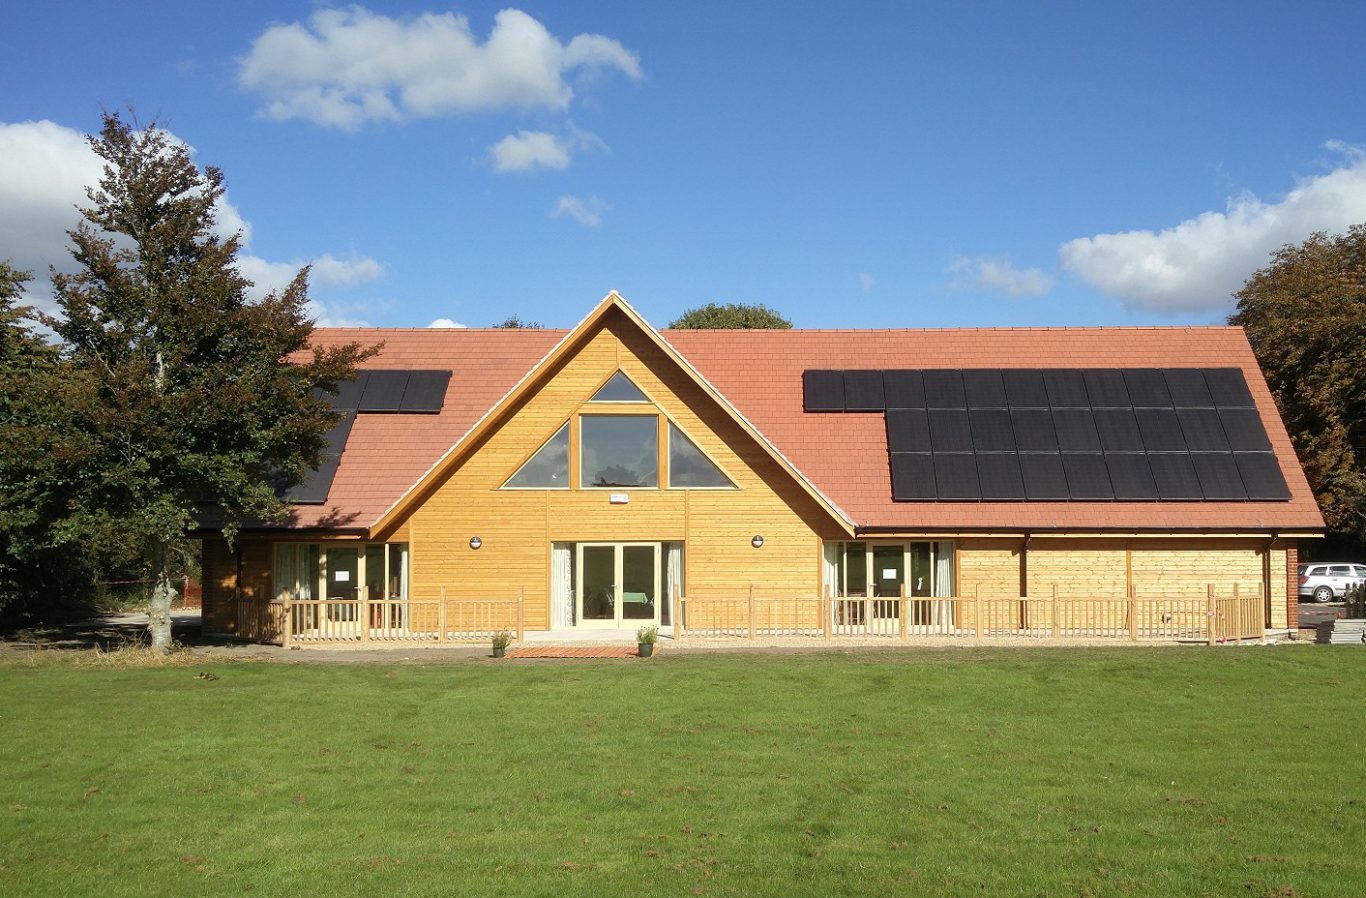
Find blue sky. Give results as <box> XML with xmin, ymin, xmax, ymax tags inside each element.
<box><xmin>3</xmin><ymin>2</ymin><xmax>1365</xmax><ymax>329</ymax></box>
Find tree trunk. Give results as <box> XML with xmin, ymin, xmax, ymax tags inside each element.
<box><xmin>148</xmin><ymin>543</ymin><xmax>178</xmax><ymax>652</ymax></box>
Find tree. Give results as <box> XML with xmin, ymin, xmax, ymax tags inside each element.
<box><xmin>668</xmin><ymin>302</ymin><xmax>792</xmax><ymax>329</ymax></box>
<box><xmin>44</xmin><ymin>113</ymin><xmax>376</xmax><ymax>650</ymax></box>
<box><xmin>493</xmin><ymin>314</ymin><xmax>544</xmax><ymax>329</ymax></box>
<box><xmin>1230</xmin><ymin>226</ymin><xmax>1366</xmax><ymax>542</ymax></box>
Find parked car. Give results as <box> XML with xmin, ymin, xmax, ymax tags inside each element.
<box><xmin>1298</xmin><ymin>562</ymin><xmax>1366</xmax><ymax>603</ymax></box>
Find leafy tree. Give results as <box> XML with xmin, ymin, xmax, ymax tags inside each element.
<box><xmin>43</xmin><ymin>113</ymin><xmax>376</xmax><ymax>650</ymax></box>
<box><xmin>493</xmin><ymin>314</ymin><xmax>544</xmax><ymax>329</ymax></box>
<box><xmin>1230</xmin><ymin>226</ymin><xmax>1366</xmax><ymax>541</ymax></box>
<box><xmin>668</xmin><ymin>302</ymin><xmax>792</xmax><ymax>329</ymax></box>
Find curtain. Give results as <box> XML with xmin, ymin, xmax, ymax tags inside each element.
<box><xmin>665</xmin><ymin>543</ymin><xmax>684</xmax><ymax>627</ymax></box>
<box><xmin>274</xmin><ymin>544</ymin><xmax>315</xmax><ymax>601</ymax></box>
<box><xmin>551</xmin><ymin>543</ymin><xmax>574</xmax><ymax>629</ymax></box>
<box><xmin>933</xmin><ymin>542</ymin><xmax>955</xmax><ymax>626</ymax></box>
<box><xmin>822</xmin><ymin>542</ymin><xmax>841</xmax><ymax>598</ymax></box>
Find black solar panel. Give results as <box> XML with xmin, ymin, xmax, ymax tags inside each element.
<box><xmin>399</xmin><ymin>370</ymin><xmax>451</xmax><ymax>413</ymax></box>
<box><xmin>1083</xmin><ymin>369</ymin><xmax>1130</xmax><ymax>408</ymax></box>
<box><xmin>358</xmin><ymin>370</ymin><xmax>410</xmax><ymax>412</ymax></box>
<box><xmin>883</xmin><ymin>370</ymin><xmax>925</xmax><ymax>408</ymax></box>
<box><xmin>976</xmin><ymin>454</ymin><xmax>1025</xmax><ymax>500</ymax></box>
<box><xmin>929</xmin><ymin>409</ymin><xmax>973</xmax><ymax>452</ymax></box>
<box><xmin>1053</xmin><ymin>409</ymin><xmax>1101</xmax><ymax>452</ymax></box>
<box><xmin>1123</xmin><ymin>369</ymin><xmax>1172</xmax><ymax>407</ymax></box>
<box><xmin>1003</xmin><ymin>369</ymin><xmax>1050</xmax><ymax>408</ymax></box>
<box><xmin>1191</xmin><ymin>452</ymin><xmax>1246</xmax><ymax>500</ymax></box>
<box><xmin>1176</xmin><ymin>408</ymin><xmax>1230</xmax><ymax>452</ymax></box>
<box><xmin>1165</xmin><ymin>369</ymin><xmax>1214</xmax><ymax>408</ymax></box>
<box><xmin>1235</xmin><ymin>452</ymin><xmax>1292</xmax><ymax>500</ymax></box>
<box><xmin>885</xmin><ymin>408</ymin><xmax>931</xmax><ymax>453</ymax></box>
<box><xmin>1135</xmin><ymin>408</ymin><xmax>1187</xmax><ymax>452</ymax></box>
<box><xmin>969</xmin><ymin>409</ymin><xmax>1016</xmax><ymax>451</ymax></box>
<box><xmin>803</xmin><ymin>370</ymin><xmax>845</xmax><ymax>411</ymax></box>
<box><xmin>1062</xmin><ymin>453</ymin><xmax>1113</xmax><ymax>499</ymax></box>
<box><xmin>1204</xmin><ymin>368</ymin><xmax>1255</xmax><ymax>408</ymax></box>
<box><xmin>923</xmin><ymin>370</ymin><xmax>967</xmax><ymax>409</ymax></box>
<box><xmin>1012</xmin><ymin>409</ymin><xmax>1058</xmax><ymax>452</ymax></box>
<box><xmin>963</xmin><ymin>370</ymin><xmax>1007</xmax><ymax>408</ymax></box>
<box><xmin>1093</xmin><ymin>409</ymin><xmax>1144</xmax><ymax>453</ymax></box>
<box><xmin>1043</xmin><ymin>369</ymin><xmax>1089</xmax><ymax>408</ymax></box>
<box><xmin>1105</xmin><ymin>453</ymin><xmax>1159</xmax><ymax>500</ymax></box>
<box><xmin>287</xmin><ymin>411</ymin><xmax>355</xmax><ymax>503</ymax></box>
<box><xmin>843</xmin><ymin>370</ymin><xmax>885</xmax><ymax>411</ymax></box>
<box><xmin>328</xmin><ymin>373</ymin><xmax>370</xmax><ymax>410</ymax></box>
<box><xmin>933</xmin><ymin>454</ymin><xmax>980</xmax><ymax>500</ymax></box>
<box><xmin>1148</xmin><ymin>453</ymin><xmax>1202</xmax><ymax>499</ymax></box>
<box><xmin>1019</xmin><ymin>453</ymin><xmax>1069</xmax><ymax>499</ymax></box>
<box><xmin>890</xmin><ymin>453</ymin><xmax>936</xmax><ymax>500</ymax></box>
<box><xmin>1219</xmin><ymin>408</ymin><xmax>1273</xmax><ymax>452</ymax></box>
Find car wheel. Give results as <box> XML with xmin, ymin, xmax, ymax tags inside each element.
<box><xmin>1313</xmin><ymin>585</ymin><xmax>1334</xmax><ymax>603</ymax></box>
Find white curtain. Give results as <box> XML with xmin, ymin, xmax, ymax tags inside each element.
<box><xmin>666</xmin><ymin>543</ymin><xmax>684</xmax><ymax>628</ymax></box>
<box><xmin>934</xmin><ymin>542</ymin><xmax>955</xmax><ymax>626</ymax></box>
<box><xmin>551</xmin><ymin>543</ymin><xmax>575</xmax><ymax>629</ymax></box>
<box><xmin>822</xmin><ymin>542</ymin><xmax>841</xmax><ymax>598</ymax></box>
<box><xmin>274</xmin><ymin>544</ymin><xmax>314</xmax><ymax>601</ymax></box>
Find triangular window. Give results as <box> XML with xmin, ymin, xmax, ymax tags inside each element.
<box><xmin>668</xmin><ymin>422</ymin><xmax>735</xmax><ymax>488</ymax></box>
<box><xmin>503</xmin><ymin>423</ymin><xmax>570</xmax><ymax>488</ymax></box>
<box><xmin>590</xmin><ymin>371</ymin><xmax>648</xmax><ymax>403</ymax></box>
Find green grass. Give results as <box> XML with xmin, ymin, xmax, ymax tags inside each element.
<box><xmin>1</xmin><ymin>647</ymin><xmax>1363</xmax><ymax>897</ymax></box>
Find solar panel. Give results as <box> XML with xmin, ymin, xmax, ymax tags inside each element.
<box><xmin>1235</xmin><ymin>452</ymin><xmax>1291</xmax><ymax>500</ymax></box>
<box><xmin>803</xmin><ymin>370</ymin><xmax>845</xmax><ymax>411</ymax></box>
<box><xmin>885</xmin><ymin>408</ymin><xmax>932</xmax><ymax>453</ymax></box>
<box><xmin>1204</xmin><ymin>368</ymin><xmax>1255</xmax><ymax>408</ymax></box>
<box><xmin>963</xmin><ymin>370</ymin><xmax>1007</xmax><ymax>408</ymax></box>
<box><xmin>1164</xmin><ymin>369</ymin><xmax>1214</xmax><ymax>408</ymax></box>
<box><xmin>890</xmin><ymin>453</ymin><xmax>936</xmax><ymax>500</ymax></box>
<box><xmin>1176</xmin><ymin>408</ymin><xmax>1230</xmax><ymax>452</ymax></box>
<box><xmin>923</xmin><ymin>370</ymin><xmax>966</xmax><ymax>409</ymax></box>
<box><xmin>1147</xmin><ymin>453</ymin><xmax>1202</xmax><ymax>499</ymax></box>
<box><xmin>399</xmin><ymin>370</ymin><xmax>452</xmax><ymax>413</ymax></box>
<box><xmin>933</xmin><ymin>454</ymin><xmax>980</xmax><ymax>500</ymax></box>
<box><xmin>1192</xmin><ymin>452</ymin><xmax>1246</xmax><ymax>500</ymax></box>
<box><xmin>1019</xmin><ymin>453</ymin><xmax>1069</xmax><ymax>499</ymax></box>
<box><xmin>929</xmin><ymin>409</ymin><xmax>973</xmax><ymax>452</ymax></box>
<box><xmin>1011</xmin><ymin>409</ymin><xmax>1058</xmax><ymax>452</ymax></box>
<box><xmin>843</xmin><ymin>370</ymin><xmax>885</xmax><ymax>411</ymax></box>
<box><xmin>883</xmin><ymin>370</ymin><xmax>925</xmax><ymax>408</ymax></box>
<box><xmin>969</xmin><ymin>409</ymin><xmax>1015</xmax><ymax>451</ymax></box>
<box><xmin>328</xmin><ymin>373</ymin><xmax>369</xmax><ymax>410</ymax></box>
<box><xmin>1123</xmin><ymin>369</ymin><xmax>1172</xmax><ymax>407</ymax></box>
<box><xmin>1062</xmin><ymin>453</ymin><xmax>1113</xmax><ymax>499</ymax></box>
<box><xmin>1105</xmin><ymin>453</ymin><xmax>1159</xmax><ymax>500</ymax></box>
<box><xmin>976</xmin><ymin>454</ymin><xmax>1025</xmax><ymax>500</ymax></box>
<box><xmin>1083</xmin><ymin>369</ymin><xmax>1130</xmax><ymax>408</ymax></box>
<box><xmin>1003</xmin><ymin>369</ymin><xmax>1050</xmax><ymax>408</ymax></box>
<box><xmin>1043</xmin><ymin>369</ymin><xmax>1089</xmax><ymax>408</ymax></box>
<box><xmin>287</xmin><ymin>411</ymin><xmax>355</xmax><ymax>504</ymax></box>
<box><xmin>1053</xmin><ymin>409</ymin><xmax>1101</xmax><ymax>452</ymax></box>
<box><xmin>1219</xmin><ymin>408</ymin><xmax>1273</xmax><ymax>452</ymax></box>
<box><xmin>1135</xmin><ymin>408</ymin><xmax>1187</xmax><ymax>452</ymax></box>
<box><xmin>1089</xmin><ymin>409</ymin><xmax>1142</xmax><ymax>453</ymax></box>
<box><xmin>358</xmin><ymin>370</ymin><xmax>410</xmax><ymax>412</ymax></box>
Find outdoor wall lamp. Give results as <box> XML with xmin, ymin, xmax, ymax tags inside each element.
<box><xmin>469</xmin><ymin>536</ymin><xmax>482</xmax><ymax>550</ymax></box>
<box><xmin>751</xmin><ymin>535</ymin><xmax>764</xmax><ymax>548</ymax></box>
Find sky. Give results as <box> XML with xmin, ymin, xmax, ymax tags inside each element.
<box><xmin>3</xmin><ymin>2</ymin><xmax>1365</xmax><ymax>330</ymax></box>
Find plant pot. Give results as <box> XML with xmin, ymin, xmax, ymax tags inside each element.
<box><xmin>492</xmin><ymin>646</ymin><xmax>506</xmax><ymax>658</ymax></box>
<box><xmin>638</xmin><ymin>643</ymin><xmax>654</xmax><ymax>657</ymax></box>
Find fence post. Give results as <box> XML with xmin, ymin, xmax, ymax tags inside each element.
<box><xmin>974</xmin><ymin>583</ymin><xmax>982</xmax><ymax>640</ymax></box>
<box><xmin>282</xmin><ymin>595</ymin><xmax>293</xmax><ymax>649</ymax></box>
<box><xmin>748</xmin><ymin>583</ymin><xmax>756</xmax><ymax>640</ymax></box>
<box><xmin>1051</xmin><ymin>584</ymin><xmax>1060</xmax><ymax>638</ymax></box>
<box><xmin>824</xmin><ymin>584</ymin><xmax>833</xmax><ymax>639</ymax></box>
<box><xmin>361</xmin><ymin>586</ymin><xmax>372</xmax><ymax>644</ymax></box>
<box><xmin>899</xmin><ymin>582</ymin><xmax>907</xmax><ymax>640</ymax></box>
<box><xmin>1206</xmin><ymin>584</ymin><xmax>1216</xmax><ymax>646</ymax></box>
<box><xmin>672</xmin><ymin>582</ymin><xmax>682</xmax><ymax>643</ymax></box>
<box><xmin>439</xmin><ymin>586</ymin><xmax>448</xmax><ymax>644</ymax></box>
<box><xmin>1233</xmin><ymin>583</ymin><xmax>1241</xmax><ymax>643</ymax></box>
<box><xmin>517</xmin><ymin>587</ymin><xmax>525</xmax><ymax>640</ymax></box>
<box><xmin>1128</xmin><ymin>583</ymin><xmax>1137</xmax><ymax>641</ymax></box>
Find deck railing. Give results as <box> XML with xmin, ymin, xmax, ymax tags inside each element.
<box><xmin>233</xmin><ymin>588</ymin><xmax>524</xmax><ymax>647</ymax></box>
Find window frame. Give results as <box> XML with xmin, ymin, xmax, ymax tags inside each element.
<box><xmin>273</xmin><ymin>541</ymin><xmax>409</xmax><ymax>602</ymax></box>
<box><xmin>578</xmin><ymin>411</ymin><xmax>662</xmax><ymax>490</ymax></box>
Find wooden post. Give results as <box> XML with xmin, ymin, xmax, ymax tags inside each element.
<box><xmin>974</xmin><ymin>583</ymin><xmax>982</xmax><ymax>640</ymax></box>
<box><xmin>281</xmin><ymin>595</ymin><xmax>293</xmax><ymax>649</ymax></box>
<box><xmin>748</xmin><ymin>583</ymin><xmax>756</xmax><ymax>640</ymax></box>
<box><xmin>899</xmin><ymin>582</ymin><xmax>907</xmax><ymax>640</ymax></box>
<box><xmin>824</xmin><ymin>584</ymin><xmax>832</xmax><ymax>639</ymax></box>
<box><xmin>1233</xmin><ymin>583</ymin><xmax>1241</xmax><ymax>642</ymax></box>
<box><xmin>438</xmin><ymin>585</ymin><xmax>448</xmax><ymax>644</ymax></box>
<box><xmin>1127</xmin><ymin>583</ymin><xmax>1137</xmax><ymax>642</ymax></box>
<box><xmin>1051</xmin><ymin>584</ymin><xmax>1059</xmax><ymax>639</ymax></box>
<box><xmin>1206</xmin><ymin>584</ymin><xmax>1216</xmax><ymax>646</ymax></box>
<box><xmin>517</xmin><ymin>587</ymin><xmax>525</xmax><ymax>641</ymax></box>
<box><xmin>671</xmin><ymin>582</ymin><xmax>682</xmax><ymax>643</ymax></box>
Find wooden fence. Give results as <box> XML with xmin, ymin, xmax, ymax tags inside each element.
<box><xmin>675</xmin><ymin>584</ymin><xmax>1265</xmax><ymax>643</ymax></box>
<box><xmin>233</xmin><ymin>588</ymin><xmax>524</xmax><ymax>647</ymax></box>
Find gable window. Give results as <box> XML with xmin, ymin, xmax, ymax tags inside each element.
<box><xmin>504</xmin><ymin>422</ymin><xmax>570</xmax><ymax>488</ymax></box>
<box><xmin>581</xmin><ymin>415</ymin><xmax>658</xmax><ymax>487</ymax></box>
<box><xmin>590</xmin><ymin>371</ymin><xmax>649</xmax><ymax>403</ymax></box>
<box><xmin>668</xmin><ymin>422</ymin><xmax>735</xmax><ymax>488</ymax></box>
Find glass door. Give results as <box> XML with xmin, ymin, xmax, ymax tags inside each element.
<box><xmin>575</xmin><ymin>543</ymin><xmax>661</xmax><ymax>628</ymax></box>
<box><xmin>871</xmin><ymin>543</ymin><xmax>905</xmax><ymax>623</ymax></box>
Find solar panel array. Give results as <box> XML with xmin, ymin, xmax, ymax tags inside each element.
<box><xmin>803</xmin><ymin>368</ymin><xmax>1291</xmax><ymax>503</ymax></box>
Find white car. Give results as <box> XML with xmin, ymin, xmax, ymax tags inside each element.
<box><xmin>1298</xmin><ymin>563</ymin><xmax>1366</xmax><ymax>603</ymax></box>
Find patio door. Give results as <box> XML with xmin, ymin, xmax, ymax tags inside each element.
<box><xmin>576</xmin><ymin>543</ymin><xmax>661</xmax><ymax>628</ymax></box>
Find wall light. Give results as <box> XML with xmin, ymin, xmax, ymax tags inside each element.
<box><xmin>469</xmin><ymin>536</ymin><xmax>482</xmax><ymax>550</ymax></box>
<box><xmin>751</xmin><ymin>535</ymin><xmax>764</xmax><ymax>549</ymax></box>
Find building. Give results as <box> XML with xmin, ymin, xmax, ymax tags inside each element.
<box><xmin>198</xmin><ymin>292</ymin><xmax>1323</xmax><ymax>644</ymax></box>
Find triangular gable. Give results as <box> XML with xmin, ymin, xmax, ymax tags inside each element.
<box><xmin>368</xmin><ymin>292</ymin><xmax>856</xmax><ymax>537</ymax></box>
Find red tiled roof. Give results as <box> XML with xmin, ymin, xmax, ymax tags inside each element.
<box><xmin>278</xmin><ymin>324</ymin><xmax>1323</xmax><ymax>533</ymax></box>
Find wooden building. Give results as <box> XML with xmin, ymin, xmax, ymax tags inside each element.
<box><xmin>198</xmin><ymin>293</ymin><xmax>1323</xmax><ymax>644</ymax></box>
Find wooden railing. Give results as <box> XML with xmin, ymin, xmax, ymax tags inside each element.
<box><xmin>675</xmin><ymin>584</ymin><xmax>1266</xmax><ymax>643</ymax></box>
<box><xmin>233</xmin><ymin>588</ymin><xmax>524</xmax><ymax>647</ymax></box>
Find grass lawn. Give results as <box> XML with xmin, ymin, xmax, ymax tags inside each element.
<box><xmin>1</xmin><ymin>647</ymin><xmax>1363</xmax><ymax>897</ymax></box>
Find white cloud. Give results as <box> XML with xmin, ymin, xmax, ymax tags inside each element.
<box><xmin>488</xmin><ymin>126</ymin><xmax>607</xmax><ymax>173</ymax></box>
<box><xmin>1061</xmin><ymin>143</ymin><xmax>1366</xmax><ymax>312</ymax></box>
<box><xmin>949</xmin><ymin>256</ymin><xmax>1054</xmax><ymax>298</ymax></box>
<box><xmin>857</xmin><ymin>272</ymin><xmax>875</xmax><ymax>292</ymax></box>
<box><xmin>310</xmin><ymin>253</ymin><xmax>384</xmax><ymax>286</ymax></box>
<box><xmin>552</xmin><ymin>193</ymin><xmax>606</xmax><ymax>227</ymax></box>
<box><xmin>238</xmin><ymin>7</ymin><xmax>642</xmax><ymax>130</ymax></box>
<box><xmin>426</xmin><ymin>317</ymin><xmax>467</xmax><ymax>328</ymax></box>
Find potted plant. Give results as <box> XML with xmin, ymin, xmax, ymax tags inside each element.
<box><xmin>636</xmin><ymin>625</ymin><xmax>658</xmax><ymax>657</ymax></box>
<box><xmin>491</xmin><ymin>630</ymin><xmax>513</xmax><ymax>658</ymax></box>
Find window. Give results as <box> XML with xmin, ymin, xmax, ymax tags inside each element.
<box><xmin>668</xmin><ymin>423</ymin><xmax>735</xmax><ymax>488</ymax></box>
<box><xmin>275</xmin><ymin>543</ymin><xmax>319</xmax><ymax>601</ymax></box>
<box><xmin>590</xmin><ymin>371</ymin><xmax>649</xmax><ymax>402</ymax></box>
<box><xmin>504</xmin><ymin>423</ymin><xmax>570</xmax><ymax>488</ymax></box>
<box><xmin>581</xmin><ymin>415</ymin><xmax>659</xmax><ymax>487</ymax></box>
<box><xmin>830</xmin><ymin>541</ymin><xmax>954</xmax><ymax>597</ymax></box>
<box><xmin>275</xmin><ymin>542</ymin><xmax>407</xmax><ymax>601</ymax></box>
